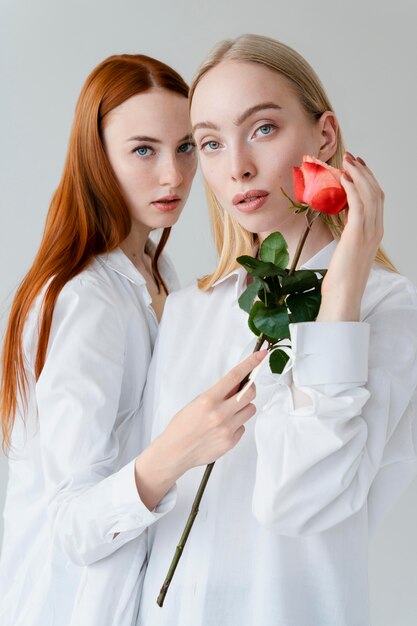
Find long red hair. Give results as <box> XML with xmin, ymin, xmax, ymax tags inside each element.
<box><xmin>1</xmin><ymin>54</ymin><xmax>189</xmax><ymax>450</ymax></box>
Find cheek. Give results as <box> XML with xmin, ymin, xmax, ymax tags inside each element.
<box><xmin>286</xmin><ymin>128</ymin><xmax>319</xmax><ymax>162</ymax></box>
<box><xmin>112</xmin><ymin>167</ymin><xmax>131</xmax><ymax>196</ymax></box>
<box><xmin>106</xmin><ymin>152</ymin><xmax>124</xmax><ymax>184</ymax></box>
<box><xmin>199</xmin><ymin>158</ymin><xmax>223</xmax><ymax>192</ymax></box>
<box><xmin>109</xmin><ymin>153</ymin><xmax>135</xmax><ymax>182</ymax></box>
<box><xmin>266</xmin><ymin>145</ymin><xmax>305</xmax><ymax>184</ymax></box>
<box><xmin>122</xmin><ymin>167</ymin><xmax>144</xmax><ymax>190</ymax></box>
<box><xmin>181</xmin><ymin>157</ymin><xmax>197</xmax><ymax>188</ymax></box>
<box><xmin>188</xmin><ymin>155</ymin><xmax>198</xmax><ymax>176</ymax></box>
<box><xmin>117</xmin><ymin>164</ymin><xmax>152</xmax><ymax>200</ymax></box>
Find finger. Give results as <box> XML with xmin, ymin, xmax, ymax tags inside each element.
<box><xmin>212</xmin><ymin>349</ymin><xmax>268</xmax><ymax>400</ymax></box>
<box><xmin>342</xmin><ymin>157</ymin><xmax>382</xmax><ymax>231</ymax></box>
<box><xmin>224</xmin><ymin>383</ymin><xmax>256</xmax><ymax>416</ymax></box>
<box><xmin>346</xmin><ymin>152</ymin><xmax>378</xmax><ymax>185</ymax></box>
<box><xmin>343</xmin><ymin>155</ymin><xmax>376</xmax><ymax>194</ymax></box>
<box><xmin>340</xmin><ymin>174</ymin><xmax>365</xmax><ymax>229</ymax></box>
<box><xmin>343</xmin><ymin>154</ymin><xmax>382</xmax><ymax>203</ymax></box>
<box><xmin>340</xmin><ymin>171</ymin><xmax>383</xmax><ymax>249</ymax></box>
<box><xmin>343</xmin><ymin>180</ymin><xmax>383</xmax><ymax>240</ymax></box>
<box><xmin>375</xmin><ymin>191</ymin><xmax>384</xmax><ymax>236</ymax></box>
<box><xmin>355</xmin><ymin>156</ymin><xmax>380</xmax><ymax>189</ymax></box>
<box><xmin>228</xmin><ymin>402</ymin><xmax>257</xmax><ymax>432</ymax></box>
<box><xmin>226</xmin><ymin>352</ymin><xmax>262</xmax><ymax>402</ymax></box>
<box><xmin>230</xmin><ymin>424</ymin><xmax>246</xmax><ymax>448</ymax></box>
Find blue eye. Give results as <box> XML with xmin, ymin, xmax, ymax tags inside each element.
<box><xmin>256</xmin><ymin>124</ymin><xmax>274</xmax><ymax>136</ymax></box>
<box><xmin>201</xmin><ymin>140</ymin><xmax>220</xmax><ymax>153</ymax></box>
<box><xmin>135</xmin><ymin>146</ymin><xmax>153</xmax><ymax>157</ymax></box>
<box><xmin>178</xmin><ymin>142</ymin><xmax>196</xmax><ymax>154</ymax></box>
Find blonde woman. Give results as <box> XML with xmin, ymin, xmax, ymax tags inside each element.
<box><xmin>137</xmin><ymin>35</ymin><xmax>417</xmax><ymax>625</ymax></box>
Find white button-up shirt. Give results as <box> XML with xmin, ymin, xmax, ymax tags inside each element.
<box><xmin>0</xmin><ymin>246</ymin><xmax>178</xmax><ymax>626</ymax></box>
<box><xmin>138</xmin><ymin>241</ymin><xmax>417</xmax><ymax>626</ymax></box>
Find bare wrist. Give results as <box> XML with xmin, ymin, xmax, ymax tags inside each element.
<box><xmin>134</xmin><ymin>435</ymin><xmax>180</xmax><ymax>512</ymax></box>
<box><xmin>317</xmin><ymin>289</ymin><xmax>361</xmax><ymax>321</ymax></box>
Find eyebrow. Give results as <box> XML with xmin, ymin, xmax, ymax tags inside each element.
<box><xmin>126</xmin><ymin>133</ymin><xmax>194</xmax><ymax>144</ymax></box>
<box><xmin>192</xmin><ymin>102</ymin><xmax>282</xmax><ymax>134</ymax></box>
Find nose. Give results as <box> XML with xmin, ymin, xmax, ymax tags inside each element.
<box><xmin>159</xmin><ymin>154</ymin><xmax>184</xmax><ymax>188</ymax></box>
<box><xmin>230</xmin><ymin>144</ymin><xmax>256</xmax><ymax>182</ymax></box>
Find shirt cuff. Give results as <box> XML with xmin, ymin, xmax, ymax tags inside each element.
<box><xmin>109</xmin><ymin>459</ymin><xmax>177</xmax><ymax>534</ymax></box>
<box><xmin>290</xmin><ymin>321</ymin><xmax>370</xmax><ymax>387</ymax></box>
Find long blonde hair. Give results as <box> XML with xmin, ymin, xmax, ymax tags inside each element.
<box><xmin>189</xmin><ymin>34</ymin><xmax>395</xmax><ymax>290</ymax></box>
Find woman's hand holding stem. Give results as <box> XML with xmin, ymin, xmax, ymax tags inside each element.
<box><xmin>134</xmin><ymin>349</ymin><xmax>268</xmax><ymax>512</ymax></box>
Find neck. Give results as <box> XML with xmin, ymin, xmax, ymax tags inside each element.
<box><xmin>258</xmin><ymin>214</ymin><xmax>334</xmax><ymax>268</ymax></box>
<box><xmin>120</xmin><ymin>223</ymin><xmax>152</xmax><ymax>266</ymax></box>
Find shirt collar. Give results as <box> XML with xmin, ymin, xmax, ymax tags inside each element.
<box><xmin>212</xmin><ymin>266</ymin><xmax>247</xmax><ymax>299</ymax></box>
<box><xmin>300</xmin><ymin>239</ymin><xmax>337</xmax><ymax>270</ymax></box>
<box><xmin>211</xmin><ymin>239</ymin><xmax>337</xmax><ymax>296</ymax></box>
<box><xmin>98</xmin><ymin>246</ymin><xmax>148</xmax><ymax>286</ymax></box>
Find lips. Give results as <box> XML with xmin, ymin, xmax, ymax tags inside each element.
<box><xmin>232</xmin><ymin>189</ymin><xmax>269</xmax><ymax>213</ymax></box>
<box><xmin>152</xmin><ymin>194</ymin><xmax>181</xmax><ymax>212</ymax></box>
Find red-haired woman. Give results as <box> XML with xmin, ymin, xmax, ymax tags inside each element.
<box><xmin>0</xmin><ymin>54</ymin><xmax>263</xmax><ymax>625</ymax></box>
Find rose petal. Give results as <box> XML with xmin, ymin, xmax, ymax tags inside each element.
<box><xmin>292</xmin><ymin>166</ymin><xmax>306</xmax><ymax>204</ymax></box>
<box><xmin>301</xmin><ymin>161</ymin><xmax>341</xmax><ymax>190</ymax></box>
<box><xmin>302</xmin><ymin>154</ymin><xmax>343</xmax><ymax>184</ymax></box>
<box><xmin>291</xmin><ymin>155</ymin><xmax>347</xmax><ymax>214</ymax></box>
<box><xmin>310</xmin><ymin>186</ymin><xmax>348</xmax><ymax>214</ymax></box>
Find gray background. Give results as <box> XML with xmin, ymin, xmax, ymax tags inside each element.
<box><xmin>1</xmin><ymin>0</ymin><xmax>416</xmax><ymax>624</ymax></box>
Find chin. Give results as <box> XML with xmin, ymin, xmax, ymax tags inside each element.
<box><xmin>152</xmin><ymin>213</ymin><xmax>182</xmax><ymax>230</ymax></box>
<box><xmin>232</xmin><ymin>213</ymin><xmax>281</xmax><ymax>236</ymax></box>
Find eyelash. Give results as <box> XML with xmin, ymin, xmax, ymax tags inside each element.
<box><xmin>134</xmin><ymin>145</ymin><xmax>154</xmax><ymax>157</ymax></box>
<box><xmin>253</xmin><ymin>123</ymin><xmax>277</xmax><ymax>138</ymax></box>
<box><xmin>177</xmin><ymin>141</ymin><xmax>196</xmax><ymax>154</ymax></box>
<box><xmin>200</xmin><ymin>140</ymin><xmax>220</xmax><ymax>153</ymax></box>
<box><xmin>133</xmin><ymin>142</ymin><xmax>196</xmax><ymax>158</ymax></box>
<box><xmin>200</xmin><ymin>123</ymin><xmax>278</xmax><ymax>153</ymax></box>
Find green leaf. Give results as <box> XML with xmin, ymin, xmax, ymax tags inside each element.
<box><xmin>238</xmin><ymin>278</ymin><xmax>261</xmax><ymax>313</ymax></box>
<box><xmin>248</xmin><ymin>301</ymin><xmax>264</xmax><ymax>336</ymax></box>
<box><xmin>258</xmin><ymin>288</ymin><xmax>277</xmax><ymax>307</ymax></box>
<box><xmin>259</xmin><ymin>232</ymin><xmax>289</xmax><ymax>269</ymax></box>
<box><xmin>287</xmin><ymin>288</ymin><xmax>321</xmax><ymax>322</ymax></box>
<box><xmin>280</xmin><ymin>270</ymin><xmax>319</xmax><ymax>294</ymax></box>
<box><xmin>237</xmin><ymin>255</ymin><xmax>287</xmax><ymax>277</ymax></box>
<box><xmin>259</xmin><ymin>278</ymin><xmax>272</xmax><ymax>293</ymax></box>
<box><xmin>269</xmin><ymin>349</ymin><xmax>290</xmax><ymax>374</ymax></box>
<box><xmin>252</xmin><ymin>303</ymin><xmax>290</xmax><ymax>340</ymax></box>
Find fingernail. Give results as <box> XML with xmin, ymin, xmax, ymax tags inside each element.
<box><xmin>345</xmin><ymin>155</ymin><xmax>355</xmax><ymax>166</ymax></box>
<box><xmin>356</xmin><ymin>156</ymin><xmax>367</xmax><ymax>166</ymax></box>
<box><xmin>344</xmin><ymin>151</ymin><xmax>355</xmax><ymax>160</ymax></box>
<box><xmin>343</xmin><ymin>172</ymin><xmax>353</xmax><ymax>182</ymax></box>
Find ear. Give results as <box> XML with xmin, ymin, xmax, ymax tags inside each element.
<box><xmin>316</xmin><ymin>111</ymin><xmax>338</xmax><ymax>162</ymax></box>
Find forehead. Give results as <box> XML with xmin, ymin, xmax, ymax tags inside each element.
<box><xmin>191</xmin><ymin>61</ymin><xmax>300</xmax><ymax>123</ymax></box>
<box><xmin>104</xmin><ymin>88</ymin><xmax>190</xmax><ymax>132</ymax></box>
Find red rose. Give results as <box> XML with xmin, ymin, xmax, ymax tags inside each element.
<box><xmin>292</xmin><ymin>155</ymin><xmax>347</xmax><ymax>214</ymax></box>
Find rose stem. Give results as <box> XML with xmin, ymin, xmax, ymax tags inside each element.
<box><xmin>287</xmin><ymin>208</ymin><xmax>318</xmax><ymax>276</ymax></box>
<box><xmin>156</xmin><ymin>332</ymin><xmax>266</xmax><ymax>607</ymax></box>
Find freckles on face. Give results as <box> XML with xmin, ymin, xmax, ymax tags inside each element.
<box><xmin>191</xmin><ymin>61</ymin><xmax>322</xmax><ymax>232</ymax></box>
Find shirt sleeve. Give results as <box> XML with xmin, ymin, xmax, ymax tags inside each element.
<box><xmin>252</xmin><ymin>274</ymin><xmax>417</xmax><ymax>536</ymax></box>
<box><xmin>35</xmin><ymin>276</ymin><xmax>176</xmax><ymax>566</ymax></box>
